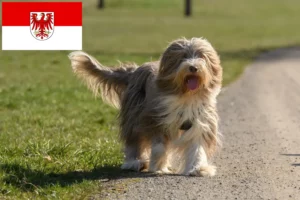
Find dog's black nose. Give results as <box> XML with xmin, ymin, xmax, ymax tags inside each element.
<box><xmin>189</xmin><ymin>66</ymin><xmax>198</xmax><ymax>73</ymax></box>
<box><xmin>180</xmin><ymin>120</ymin><xmax>193</xmax><ymax>131</ymax></box>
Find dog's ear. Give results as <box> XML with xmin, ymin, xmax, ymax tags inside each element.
<box><xmin>193</xmin><ymin>38</ymin><xmax>223</xmax><ymax>89</ymax></box>
<box><xmin>159</xmin><ymin>38</ymin><xmax>188</xmax><ymax>77</ymax></box>
<box><xmin>205</xmin><ymin>50</ymin><xmax>222</xmax><ymax>88</ymax></box>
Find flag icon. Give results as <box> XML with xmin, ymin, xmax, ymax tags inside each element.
<box><xmin>2</xmin><ymin>2</ymin><xmax>82</xmax><ymax>50</ymax></box>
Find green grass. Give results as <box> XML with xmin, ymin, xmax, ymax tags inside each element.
<box><xmin>1</xmin><ymin>0</ymin><xmax>300</xmax><ymax>199</ymax></box>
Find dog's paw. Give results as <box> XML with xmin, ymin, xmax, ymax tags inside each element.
<box><xmin>121</xmin><ymin>160</ymin><xmax>148</xmax><ymax>172</ymax></box>
<box><xmin>188</xmin><ymin>165</ymin><xmax>216</xmax><ymax>177</ymax></box>
<box><xmin>140</xmin><ymin>160</ymin><xmax>149</xmax><ymax>172</ymax></box>
<box><xmin>121</xmin><ymin>160</ymin><xmax>141</xmax><ymax>171</ymax></box>
<box><xmin>153</xmin><ymin>167</ymin><xmax>173</xmax><ymax>175</ymax></box>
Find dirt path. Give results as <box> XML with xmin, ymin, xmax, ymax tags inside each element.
<box><xmin>100</xmin><ymin>48</ymin><xmax>300</xmax><ymax>200</ymax></box>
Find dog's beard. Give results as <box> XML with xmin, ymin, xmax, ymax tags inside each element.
<box><xmin>174</xmin><ymin>58</ymin><xmax>212</xmax><ymax>94</ymax></box>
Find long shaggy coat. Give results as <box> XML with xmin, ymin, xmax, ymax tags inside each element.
<box><xmin>69</xmin><ymin>37</ymin><xmax>222</xmax><ymax>176</ymax></box>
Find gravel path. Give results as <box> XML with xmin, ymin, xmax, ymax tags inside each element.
<box><xmin>99</xmin><ymin>48</ymin><xmax>300</xmax><ymax>200</ymax></box>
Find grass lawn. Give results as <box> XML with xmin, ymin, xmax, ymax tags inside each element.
<box><xmin>1</xmin><ymin>0</ymin><xmax>300</xmax><ymax>199</ymax></box>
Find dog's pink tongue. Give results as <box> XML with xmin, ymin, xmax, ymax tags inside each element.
<box><xmin>186</xmin><ymin>77</ymin><xmax>199</xmax><ymax>90</ymax></box>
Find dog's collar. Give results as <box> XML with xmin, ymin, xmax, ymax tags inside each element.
<box><xmin>179</xmin><ymin>120</ymin><xmax>192</xmax><ymax>131</ymax></box>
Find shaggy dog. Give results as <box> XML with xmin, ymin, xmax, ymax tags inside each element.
<box><xmin>68</xmin><ymin>37</ymin><xmax>222</xmax><ymax>176</ymax></box>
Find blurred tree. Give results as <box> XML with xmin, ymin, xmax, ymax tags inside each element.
<box><xmin>185</xmin><ymin>0</ymin><xmax>192</xmax><ymax>16</ymax></box>
<box><xmin>98</xmin><ymin>0</ymin><xmax>104</xmax><ymax>9</ymax></box>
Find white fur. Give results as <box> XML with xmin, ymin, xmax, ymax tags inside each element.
<box><xmin>152</xmin><ymin>93</ymin><xmax>220</xmax><ymax>176</ymax></box>
<box><xmin>183</xmin><ymin>144</ymin><xmax>216</xmax><ymax>176</ymax></box>
<box><xmin>158</xmin><ymin>94</ymin><xmax>218</xmax><ymax>142</ymax></box>
<box><xmin>149</xmin><ymin>143</ymin><xmax>172</xmax><ymax>174</ymax></box>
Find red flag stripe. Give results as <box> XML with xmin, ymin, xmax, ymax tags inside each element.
<box><xmin>2</xmin><ymin>2</ymin><xmax>82</xmax><ymax>26</ymax></box>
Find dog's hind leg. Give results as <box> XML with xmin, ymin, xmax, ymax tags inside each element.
<box><xmin>183</xmin><ymin>143</ymin><xmax>216</xmax><ymax>177</ymax></box>
<box><xmin>149</xmin><ymin>135</ymin><xmax>172</xmax><ymax>174</ymax></box>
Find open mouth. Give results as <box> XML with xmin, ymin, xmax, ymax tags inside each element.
<box><xmin>185</xmin><ymin>75</ymin><xmax>200</xmax><ymax>91</ymax></box>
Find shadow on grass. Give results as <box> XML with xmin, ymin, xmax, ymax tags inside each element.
<box><xmin>0</xmin><ymin>163</ymin><xmax>175</xmax><ymax>192</ymax></box>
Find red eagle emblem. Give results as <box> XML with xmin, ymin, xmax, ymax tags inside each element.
<box><xmin>30</xmin><ymin>12</ymin><xmax>54</xmax><ymax>40</ymax></box>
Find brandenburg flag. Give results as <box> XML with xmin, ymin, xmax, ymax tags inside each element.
<box><xmin>2</xmin><ymin>2</ymin><xmax>82</xmax><ymax>50</ymax></box>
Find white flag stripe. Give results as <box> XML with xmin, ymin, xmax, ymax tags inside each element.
<box><xmin>2</xmin><ymin>26</ymin><xmax>82</xmax><ymax>50</ymax></box>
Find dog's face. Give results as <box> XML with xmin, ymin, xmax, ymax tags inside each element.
<box><xmin>157</xmin><ymin>38</ymin><xmax>222</xmax><ymax>95</ymax></box>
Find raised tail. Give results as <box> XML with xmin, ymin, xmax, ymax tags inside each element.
<box><xmin>68</xmin><ymin>51</ymin><xmax>137</xmax><ymax>109</ymax></box>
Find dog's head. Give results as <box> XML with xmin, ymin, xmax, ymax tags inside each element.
<box><xmin>157</xmin><ymin>38</ymin><xmax>222</xmax><ymax>96</ymax></box>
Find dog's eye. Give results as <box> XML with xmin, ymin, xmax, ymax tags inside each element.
<box><xmin>183</xmin><ymin>53</ymin><xmax>189</xmax><ymax>59</ymax></box>
<box><xmin>195</xmin><ymin>50</ymin><xmax>204</xmax><ymax>59</ymax></box>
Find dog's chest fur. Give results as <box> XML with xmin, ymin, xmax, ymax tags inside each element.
<box><xmin>156</xmin><ymin>94</ymin><xmax>215</xmax><ymax>139</ymax></box>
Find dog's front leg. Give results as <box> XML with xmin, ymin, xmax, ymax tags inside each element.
<box><xmin>183</xmin><ymin>143</ymin><xmax>216</xmax><ymax>177</ymax></box>
<box><xmin>121</xmin><ymin>145</ymin><xmax>147</xmax><ymax>172</ymax></box>
<box><xmin>149</xmin><ymin>135</ymin><xmax>172</xmax><ymax>174</ymax></box>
